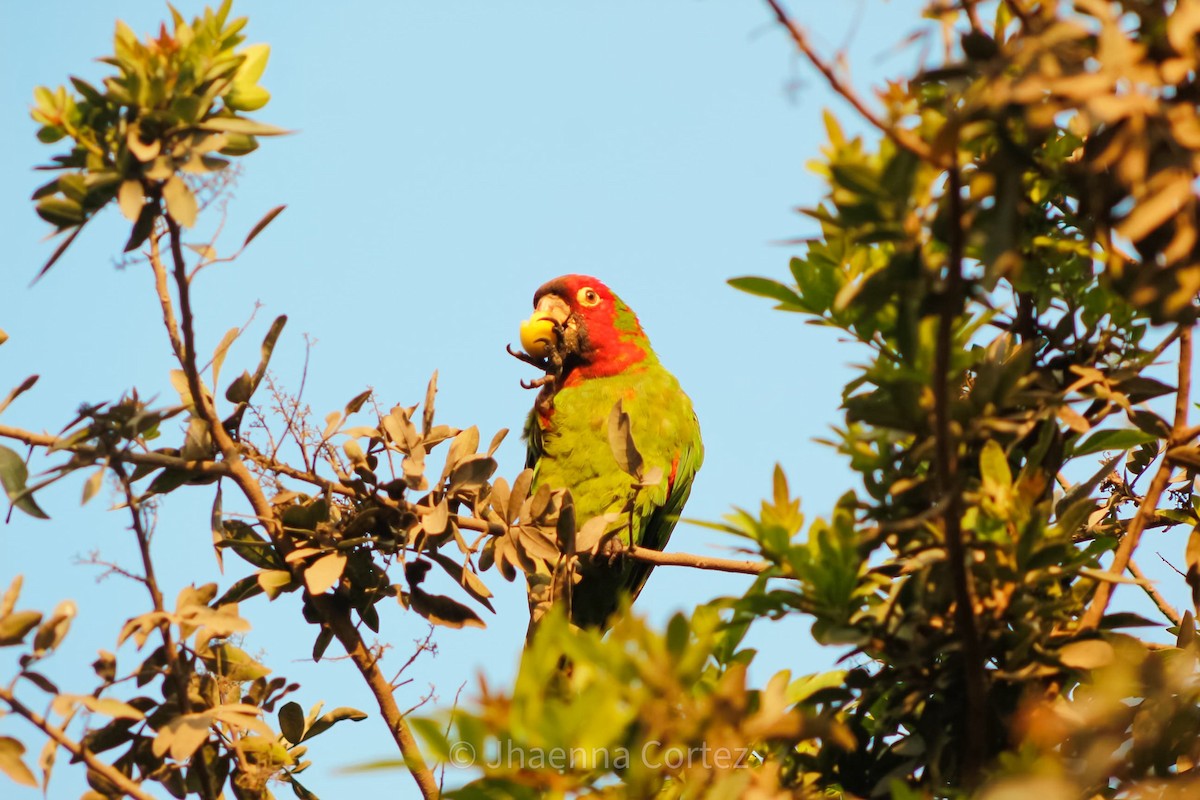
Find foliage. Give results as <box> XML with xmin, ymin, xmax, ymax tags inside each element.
<box><xmin>713</xmin><ymin>0</ymin><xmax>1200</xmax><ymax>796</ymax></box>
<box><xmin>28</xmin><ymin>0</ymin><xmax>286</xmax><ymax>279</ymax></box>
<box><xmin>434</xmin><ymin>0</ymin><xmax>1200</xmax><ymax>798</ymax></box>
<box><xmin>407</xmin><ymin>604</ymin><xmax>850</xmax><ymax>799</ymax></box>
<box><xmin>3</xmin><ymin>1</ymin><xmax>1200</xmax><ymax>799</ymax></box>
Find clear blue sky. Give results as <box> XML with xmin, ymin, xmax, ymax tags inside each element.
<box><xmin>1</xmin><ymin>2</ymin><xmax>1190</xmax><ymax>799</ymax></box>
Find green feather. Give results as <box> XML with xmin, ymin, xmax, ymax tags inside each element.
<box><xmin>524</xmin><ymin>348</ymin><xmax>702</xmax><ymax>629</ymax></box>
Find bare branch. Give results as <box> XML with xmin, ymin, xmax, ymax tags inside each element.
<box><xmin>763</xmin><ymin>0</ymin><xmax>941</xmax><ymax>166</ymax></box>
<box><xmin>1128</xmin><ymin>559</ymin><xmax>1181</xmax><ymax>627</ymax></box>
<box><xmin>0</xmin><ymin>686</ymin><xmax>157</xmax><ymax>800</ymax></box>
<box><xmin>626</xmin><ymin>545</ymin><xmax>770</xmax><ymax>576</ymax></box>
<box><xmin>0</xmin><ymin>423</ymin><xmax>229</xmax><ymax>477</ymax></box>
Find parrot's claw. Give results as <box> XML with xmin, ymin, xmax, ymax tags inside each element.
<box><xmin>520</xmin><ymin>375</ymin><xmax>555</xmax><ymax>391</ymax></box>
<box><xmin>599</xmin><ymin>535</ymin><xmax>627</xmax><ymax>566</ymax></box>
<box><xmin>507</xmin><ymin>343</ymin><xmax>549</xmax><ymax>370</ymax></box>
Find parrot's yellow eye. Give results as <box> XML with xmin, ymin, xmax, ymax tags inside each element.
<box><xmin>577</xmin><ymin>287</ymin><xmax>601</xmax><ymax>307</ymax></box>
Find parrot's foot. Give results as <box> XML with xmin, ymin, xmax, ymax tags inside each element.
<box><xmin>520</xmin><ymin>374</ymin><xmax>555</xmax><ymax>391</ymax></box>
<box><xmin>599</xmin><ymin>535</ymin><xmax>627</xmax><ymax>566</ymax></box>
<box><xmin>507</xmin><ymin>343</ymin><xmax>549</xmax><ymax>371</ymax></box>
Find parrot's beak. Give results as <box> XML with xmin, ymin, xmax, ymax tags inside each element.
<box><xmin>519</xmin><ymin>293</ymin><xmax>570</xmax><ymax>359</ymax></box>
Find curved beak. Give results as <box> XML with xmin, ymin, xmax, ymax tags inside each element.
<box><xmin>519</xmin><ymin>293</ymin><xmax>570</xmax><ymax>359</ymax></box>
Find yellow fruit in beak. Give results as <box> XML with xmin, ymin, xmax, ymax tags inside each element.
<box><xmin>519</xmin><ymin>315</ymin><xmax>557</xmax><ymax>359</ymax></box>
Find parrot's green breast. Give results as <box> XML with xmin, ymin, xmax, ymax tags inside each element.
<box><xmin>526</xmin><ymin>356</ymin><xmax>703</xmax><ymax>628</ymax></box>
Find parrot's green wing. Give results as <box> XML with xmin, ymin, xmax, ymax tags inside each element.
<box><xmin>621</xmin><ymin>430</ymin><xmax>702</xmax><ymax>602</ymax></box>
<box><xmin>523</xmin><ymin>362</ymin><xmax>702</xmax><ymax>629</ymax></box>
<box><xmin>523</xmin><ymin>404</ymin><xmax>544</xmax><ymax>472</ymax></box>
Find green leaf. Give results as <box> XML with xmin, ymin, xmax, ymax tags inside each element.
<box><xmin>1128</xmin><ymin>409</ymin><xmax>1171</xmax><ymax>439</ymax></box>
<box><xmin>257</xmin><ymin>569</ymin><xmax>296</xmax><ymax>600</ymax></box>
<box><xmin>829</xmin><ymin>163</ymin><xmax>887</xmax><ymax>197</ymax></box>
<box><xmin>81</xmin><ymin>468</ymin><xmax>104</xmax><ymax>505</ymax></box>
<box><xmin>289</xmin><ymin>776</ymin><xmax>319</xmax><ymax>800</ymax></box>
<box><xmin>225</xmin><ymin>370</ymin><xmax>254</xmax><ymax>404</ymax></box>
<box><xmin>1072</xmin><ymin>428</ymin><xmax>1160</xmax><ymax>457</ymax></box>
<box><xmin>194</xmin><ymin>117</ymin><xmax>291</xmax><ymax>136</ymax></box>
<box><xmin>215</xmin><ymin>575</ymin><xmax>263</xmax><ymax>606</ymax></box>
<box><xmin>243</xmin><ymin>204</ymin><xmax>286</xmax><ymax>248</ymax></box>
<box><xmin>278</xmin><ymin>701</ymin><xmax>305</xmax><ymax>744</ymax></box>
<box><xmin>211</xmin><ymin>327</ymin><xmax>241</xmax><ymax>391</ymax></box>
<box><xmin>218</xmin><ymin>132</ymin><xmax>259</xmax><ymax>157</ymax></box>
<box><xmin>1058</xmin><ymin>639</ymin><xmax>1115</xmax><ymax>670</ymax></box>
<box><xmin>35</xmin><ymin>196</ymin><xmax>84</xmax><ymax>227</ymax></box>
<box><xmin>124</xmin><ymin>202</ymin><xmax>158</xmax><ymax>253</ymax></box>
<box><xmin>218</xmin><ymin>521</ymin><xmax>285</xmax><ymax>570</ymax></box>
<box><xmin>0</xmin><ymin>736</ymin><xmax>37</xmax><ymax>788</ymax></box>
<box><xmin>254</xmin><ymin>315</ymin><xmax>287</xmax><ymax>386</ymax></box>
<box><xmin>425</xmin><ymin>551</ymin><xmax>495</xmax><ymax>613</ymax></box>
<box><xmin>0</xmin><ymin>445</ymin><xmax>49</xmax><ymax>519</ymax></box>
<box><xmin>145</xmin><ymin>468</ymin><xmax>191</xmax><ymax>496</ymax></box>
<box><xmin>407</xmin><ymin>589</ymin><xmax>486</xmax><ymax>630</ymax></box>
<box><xmin>727</xmin><ymin>276</ymin><xmax>801</xmax><ymax>305</ymax></box>
<box><xmin>0</xmin><ymin>610</ymin><xmax>43</xmax><ymax>647</ymax></box>
<box><xmin>225</xmin><ymin>84</ymin><xmax>270</xmax><ymax>112</ymax></box>
<box><xmin>312</xmin><ymin>627</ymin><xmax>334</xmax><ymax>662</ymax></box>
<box><xmin>163</xmin><ymin>176</ymin><xmax>198</xmax><ymax>228</ymax></box>
<box><xmin>234</xmin><ymin>44</ymin><xmax>271</xmax><ymax>84</ymax></box>
<box><xmin>1100</xmin><ymin>612</ymin><xmax>1160</xmax><ymax>629</ymax></box>
<box><xmin>300</xmin><ymin>706</ymin><xmax>367</xmax><ymax>742</ymax></box>
<box><xmin>0</xmin><ymin>576</ymin><xmax>20</xmax><ymax>618</ymax></box>
<box><xmin>979</xmin><ymin>440</ymin><xmax>1012</xmax><ymax>488</ymax></box>
<box><xmin>201</xmin><ymin>642</ymin><xmax>270</xmax><ymax>681</ymax></box>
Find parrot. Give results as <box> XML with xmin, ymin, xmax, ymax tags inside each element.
<box><xmin>516</xmin><ymin>274</ymin><xmax>703</xmax><ymax>631</ymax></box>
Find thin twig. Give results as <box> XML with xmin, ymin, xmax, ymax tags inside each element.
<box><xmin>388</xmin><ymin>628</ymin><xmax>437</xmax><ymax>688</ymax></box>
<box><xmin>0</xmin><ymin>686</ymin><xmax>157</xmax><ymax>800</ymax></box>
<box><xmin>763</xmin><ymin>0</ymin><xmax>941</xmax><ymax>166</ymax></box>
<box><xmin>1127</xmin><ymin>559</ymin><xmax>1181</xmax><ymax>627</ymax></box>
<box><xmin>440</xmin><ymin>681</ymin><xmax>467</xmax><ymax>795</ymax></box>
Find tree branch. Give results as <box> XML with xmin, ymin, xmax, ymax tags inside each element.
<box><xmin>934</xmin><ymin>162</ymin><xmax>988</xmax><ymax>782</ymax></box>
<box><xmin>1079</xmin><ymin>324</ymin><xmax>1192</xmax><ymax>630</ymax></box>
<box><xmin>763</xmin><ymin>0</ymin><xmax>941</xmax><ymax>166</ymax></box>
<box><xmin>149</xmin><ymin>228</ymin><xmax>185</xmax><ymax>364</ymax></box>
<box><xmin>155</xmin><ymin>218</ymin><xmax>441</xmax><ymax>800</ymax></box>
<box><xmin>0</xmin><ymin>423</ymin><xmax>230</xmax><ymax>476</ymax></box>
<box><xmin>0</xmin><ymin>686</ymin><xmax>157</xmax><ymax>800</ymax></box>
<box><xmin>626</xmin><ymin>545</ymin><xmax>770</xmax><ymax>576</ymax></box>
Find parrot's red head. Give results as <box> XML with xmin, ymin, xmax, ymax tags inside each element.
<box><xmin>519</xmin><ymin>274</ymin><xmax>653</xmax><ymax>380</ymax></box>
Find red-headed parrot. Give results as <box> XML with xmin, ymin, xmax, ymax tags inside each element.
<box><xmin>517</xmin><ymin>274</ymin><xmax>703</xmax><ymax>630</ymax></box>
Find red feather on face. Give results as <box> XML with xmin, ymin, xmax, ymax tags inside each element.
<box><xmin>533</xmin><ymin>274</ymin><xmax>651</xmax><ymax>383</ymax></box>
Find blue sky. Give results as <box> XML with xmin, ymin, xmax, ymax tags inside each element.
<box><xmin>1</xmin><ymin>2</ymin><xmax>1192</xmax><ymax>799</ymax></box>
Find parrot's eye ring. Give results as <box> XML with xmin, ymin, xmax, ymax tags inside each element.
<box><xmin>577</xmin><ymin>287</ymin><xmax>601</xmax><ymax>307</ymax></box>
